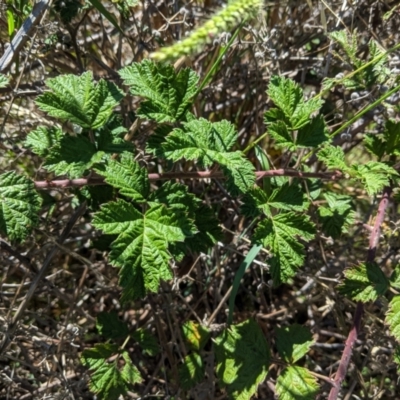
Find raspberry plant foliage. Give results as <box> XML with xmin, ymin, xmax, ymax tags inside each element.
<box><xmin>2</xmin><ymin>22</ymin><xmax>400</xmax><ymax>399</ymax></box>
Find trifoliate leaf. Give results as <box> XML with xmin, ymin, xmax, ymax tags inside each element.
<box><xmin>119</xmin><ymin>60</ymin><xmax>198</xmax><ymax>123</ymax></box>
<box><xmin>276</xmin><ymin>366</ymin><xmax>319</xmax><ymax>400</ymax></box>
<box><xmin>96</xmin><ymin>153</ymin><xmax>149</xmax><ymax>202</ymax></box>
<box><xmin>36</xmin><ymin>71</ymin><xmax>124</xmax><ymax>129</ymax></box>
<box><xmin>131</xmin><ymin>328</ymin><xmax>159</xmax><ymax>356</ymax></box>
<box><xmin>25</xmin><ymin>126</ymin><xmax>63</xmax><ymax>157</ymax></box>
<box><xmin>317</xmin><ymin>144</ymin><xmax>349</xmax><ymax>172</ymax></box>
<box><xmin>267</xmin><ymin>75</ymin><xmax>323</xmax><ymax>129</ymax></box>
<box><xmin>215</xmin><ymin>319</ymin><xmax>270</xmax><ymax>400</ymax></box>
<box><xmin>182</xmin><ymin>321</ymin><xmax>211</xmax><ymax>352</ymax></box>
<box><xmin>351</xmin><ymin>162</ymin><xmax>398</xmax><ymax>195</ymax></box>
<box><xmin>178</xmin><ymin>352</ymin><xmax>205</xmax><ymax>391</ymax></box>
<box><xmin>0</xmin><ymin>171</ymin><xmax>42</xmax><ymax>241</ymax></box>
<box><xmin>160</xmin><ymin>118</ymin><xmax>255</xmax><ymax>195</ymax></box>
<box><xmin>93</xmin><ymin>200</ymin><xmax>195</xmax><ymax>300</ymax></box>
<box><xmin>96</xmin><ymin>312</ymin><xmax>129</xmax><ymax>340</ymax></box>
<box><xmin>0</xmin><ymin>74</ymin><xmax>9</xmax><ymax>88</ymax></box>
<box><xmin>386</xmin><ymin>295</ymin><xmax>400</xmax><ymax>341</ymax></box>
<box><xmin>44</xmin><ymin>135</ymin><xmax>102</xmax><ymax>178</ymax></box>
<box><xmin>318</xmin><ymin>192</ymin><xmax>355</xmax><ymax>238</ymax></box>
<box><xmin>242</xmin><ymin>183</ymin><xmax>308</xmax><ymax>217</ymax></box>
<box><xmin>81</xmin><ymin>344</ymin><xmax>141</xmax><ymax>400</ymax></box>
<box><xmin>339</xmin><ymin>262</ymin><xmax>389</xmax><ymax>302</ymax></box>
<box><xmin>253</xmin><ymin>212</ymin><xmax>315</xmax><ymax>285</ymax></box>
<box><xmin>275</xmin><ymin>324</ymin><xmax>314</xmax><ymax>364</ymax></box>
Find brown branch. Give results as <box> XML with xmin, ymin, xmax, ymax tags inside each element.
<box><xmin>327</xmin><ymin>186</ymin><xmax>392</xmax><ymax>400</ymax></box>
<box><xmin>33</xmin><ymin>169</ymin><xmax>343</xmax><ymax>189</ymax></box>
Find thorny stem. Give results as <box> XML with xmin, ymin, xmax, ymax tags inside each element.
<box><xmin>33</xmin><ymin>169</ymin><xmax>342</xmax><ymax>189</ymax></box>
<box><xmin>327</xmin><ymin>186</ymin><xmax>392</xmax><ymax>400</ymax></box>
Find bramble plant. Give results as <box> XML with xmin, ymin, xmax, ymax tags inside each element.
<box><xmin>2</xmin><ymin>0</ymin><xmax>400</xmax><ymax>399</ymax></box>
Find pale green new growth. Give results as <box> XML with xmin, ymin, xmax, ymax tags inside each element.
<box><xmin>150</xmin><ymin>0</ymin><xmax>262</xmax><ymax>61</ymax></box>
<box><xmin>0</xmin><ymin>171</ymin><xmax>42</xmax><ymax>241</ymax></box>
<box><xmin>276</xmin><ymin>366</ymin><xmax>319</xmax><ymax>400</ymax></box>
<box><xmin>215</xmin><ymin>319</ymin><xmax>270</xmax><ymax>400</ymax></box>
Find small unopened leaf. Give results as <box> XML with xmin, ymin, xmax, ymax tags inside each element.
<box><xmin>276</xmin><ymin>366</ymin><xmax>319</xmax><ymax>400</ymax></box>
<box><xmin>215</xmin><ymin>319</ymin><xmax>270</xmax><ymax>400</ymax></box>
<box><xmin>275</xmin><ymin>324</ymin><xmax>314</xmax><ymax>364</ymax></box>
<box><xmin>339</xmin><ymin>263</ymin><xmax>389</xmax><ymax>302</ymax></box>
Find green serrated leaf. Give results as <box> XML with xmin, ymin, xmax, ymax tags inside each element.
<box><xmin>178</xmin><ymin>352</ymin><xmax>205</xmax><ymax>390</ymax></box>
<box><xmin>393</xmin><ymin>346</ymin><xmax>400</xmax><ymax>373</ymax></box>
<box><xmin>182</xmin><ymin>321</ymin><xmax>211</xmax><ymax>352</ymax></box>
<box><xmin>97</xmin><ymin>153</ymin><xmax>149</xmax><ymax>202</ymax></box>
<box><xmin>390</xmin><ymin>265</ymin><xmax>400</xmax><ymax>290</ymax></box>
<box><xmin>215</xmin><ymin>319</ymin><xmax>270</xmax><ymax>400</ymax></box>
<box><xmin>96</xmin><ymin>312</ymin><xmax>129</xmax><ymax>340</ymax></box>
<box><xmin>318</xmin><ymin>192</ymin><xmax>355</xmax><ymax>238</ymax></box>
<box><xmin>160</xmin><ymin>118</ymin><xmax>255</xmax><ymax>195</ymax></box>
<box><xmin>81</xmin><ymin>344</ymin><xmax>141</xmax><ymax>400</ymax></box>
<box><xmin>364</xmin><ymin>134</ymin><xmax>386</xmax><ymax>159</ymax></box>
<box><xmin>93</xmin><ymin>201</ymin><xmax>195</xmax><ymax>300</ymax></box>
<box><xmin>351</xmin><ymin>162</ymin><xmax>398</xmax><ymax>195</ymax></box>
<box><xmin>36</xmin><ymin>72</ymin><xmax>123</xmax><ymax>129</ymax></box>
<box><xmin>339</xmin><ymin>262</ymin><xmax>389</xmax><ymax>302</ymax></box>
<box><xmin>131</xmin><ymin>328</ymin><xmax>159</xmax><ymax>356</ymax></box>
<box><xmin>242</xmin><ymin>183</ymin><xmax>308</xmax><ymax>217</ymax></box>
<box><xmin>119</xmin><ymin>60</ymin><xmax>199</xmax><ymax>123</ymax></box>
<box><xmin>0</xmin><ymin>74</ymin><xmax>9</xmax><ymax>88</ymax></box>
<box><xmin>44</xmin><ymin>135</ymin><xmax>101</xmax><ymax>178</ymax></box>
<box><xmin>0</xmin><ymin>171</ymin><xmax>42</xmax><ymax>241</ymax></box>
<box><xmin>296</xmin><ymin>115</ymin><xmax>328</xmax><ymax>148</ymax></box>
<box><xmin>386</xmin><ymin>295</ymin><xmax>400</xmax><ymax>341</ymax></box>
<box><xmin>267</xmin><ymin>75</ymin><xmax>323</xmax><ymax>129</ymax></box>
<box><xmin>317</xmin><ymin>144</ymin><xmax>349</xmax><ymax>172</ymax></box>
<box><xmin>275</xmin><ymin>324</ymin><xmax>314</xmax><ymax>364</ymax></box>
<box><xmin>25</xmin><ymin>126</ymin><xmax>63</xmax><ymax>157</ymax></box>
<box><xmin>276</xmin><ymin>366</ymin><xmax>319</xmax><ymax>400</ymax></box>
<box><xmin>253</xmin><ymin>212</ymin><xmax>315</xmax><ymax>286</ymax></box>
<box><xmin>267</xmin><ymin>121</ymin><xmax>295</xmax><ymax>150</ymax></box>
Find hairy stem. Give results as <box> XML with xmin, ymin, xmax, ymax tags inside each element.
<box><xmin>33</xmin><ymin>169</ymin><xmax>343</xmax><ymax>189</ymax></box>
<box><xmin>327</xmin><ymin>186</ymin><xmax>392</xmax><ymax>400</ymax></box>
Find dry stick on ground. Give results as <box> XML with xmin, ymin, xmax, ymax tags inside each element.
<box><xmin>327</xmin><ymin>186</ymin><xmax>392</xmax><ymax>400</ymax></box>
<box><xmin>0</xmin><ymin>201</ymin><xmax>87</xmax><ymax>355</ymax></box>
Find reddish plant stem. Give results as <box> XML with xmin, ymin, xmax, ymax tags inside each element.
<box><xmin>327</xmin><ymin>186</ymin><xmax>392</xmax><ymax>400</ymax></box>
<box><xmin>33</xmin><ymin>169</ymin><xmax>343</xmax><ymax>189</ymax></box>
